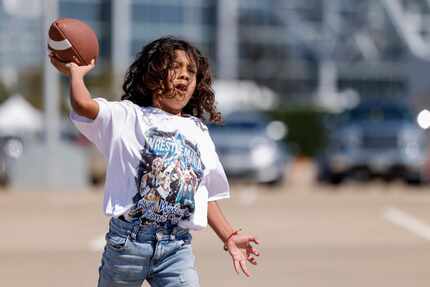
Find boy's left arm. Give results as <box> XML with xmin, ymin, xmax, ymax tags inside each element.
<box><xmin>207</xmin><ymin>201</ymin><xmax>260</xmax><ymax>277</ymax></box>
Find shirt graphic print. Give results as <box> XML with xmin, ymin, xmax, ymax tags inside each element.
<box><xmin>126</xmin><ymin>127</ymin><xmax>205</xmax><ymax>226</ymax></box>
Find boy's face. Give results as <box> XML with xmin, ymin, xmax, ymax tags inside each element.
<box><xmin>154</xmin><ymin>50</ymin><xmax>197</xmax><ymax>115</ymax></box>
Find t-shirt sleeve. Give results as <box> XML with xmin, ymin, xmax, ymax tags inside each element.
<box><xmin>69</xmin><ymin>98</ymin><xmax>132</xmax><ymax>158</ymax></box>
<box><xmin>201</xmin><ymin>130</ymin><xmax>230</xmax><ymax>201</ymax></box>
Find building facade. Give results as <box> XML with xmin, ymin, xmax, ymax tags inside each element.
<box><xmin>1</xmin><ymin>0</ymin><xmax>428</xmax><ymax>107</ymax></box>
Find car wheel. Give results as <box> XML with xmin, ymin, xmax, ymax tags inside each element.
<box><xmin>405</xmin><ymin>177</ymin><xmax>423</xmax><ymax>186</ymax></box>
<box><xmin>0</xmin><ymin>174</ymin><xmax>10</xmax><ymax>187</ymax></box>
<box><xmin>404</xmin><ymin>172</ymin><xmax>424</xmax><ymax>186</ymax></box>
<box><xmin>328</xmin><ymin>174</ymin><xmax>344</xmax><ymax>185</ymax></box>
<box><xmin>262</xmin><ymin>176</ymin><xmax>284</xmax><ymax>187</ymax></box>
<box><xmin>90</xmin><ymin>173</ymin><xmax>105</xmax><ymax>186</ymax></box>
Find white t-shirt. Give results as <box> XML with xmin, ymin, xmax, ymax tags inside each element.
<box><xmin>70</xmin><ymin>98</ymin><xmax>230</xmax><ymax>230</ymax></box>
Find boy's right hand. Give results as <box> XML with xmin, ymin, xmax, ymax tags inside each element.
<box><xmin>49</xmin><ymin>53</ymin><xmax>95</xmax><ymax>78</ymax></box>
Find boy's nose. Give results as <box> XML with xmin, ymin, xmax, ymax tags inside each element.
<box><xmin>178</xmin><ymin>72</ymin><xmax>189</xmax><ymax>81</ymax></box>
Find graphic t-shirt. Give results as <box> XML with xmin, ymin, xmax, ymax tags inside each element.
<box><xmin>70</xmin><ymin>98</ymin><xmax>230</xmax><ymax>230</ymax></box>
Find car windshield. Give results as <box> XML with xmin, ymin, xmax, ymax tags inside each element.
<box><xmin>344</xmin><ymin>104</ymin><xmax>413</xmax><ymax>122</ymax></box>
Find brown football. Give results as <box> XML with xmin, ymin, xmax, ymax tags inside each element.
<box><xmin>48</xmin><ymin>18</ymin><xmax>99</xmax><ymax>66</ymax></box>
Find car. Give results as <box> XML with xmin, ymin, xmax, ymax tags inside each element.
<box><xmin>0</xmin><ymin>136</ymin><xmax>24</xmax><ymax>186</ymax></box>
<box><xmin>317</xmin><ymin>99</ymin><xmax>429</xmax><ymax>185</ymax></box>
<box><xmin>208</xmin><ymin>111</ymin><xmax>289</xmax><ymax>185</ymax></box>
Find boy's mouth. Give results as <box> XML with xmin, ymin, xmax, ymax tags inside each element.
<box><xmin>175</xmin><ymin>83</ymin><xmax>188</xmax><ymax>92</ymax></box>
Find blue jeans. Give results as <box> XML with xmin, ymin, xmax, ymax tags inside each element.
<box><xmin>97</xmin><ymin>217</ymin><xmax>200</xmax><ymax>287</ymax></box>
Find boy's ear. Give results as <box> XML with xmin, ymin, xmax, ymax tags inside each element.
<box><xmin>152</xmin><ymin>94</ymin><xmax>161</xmax><ymax>106</ymax></box>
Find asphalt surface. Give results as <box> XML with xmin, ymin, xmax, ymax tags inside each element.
<box><xmin>1</xmin><ymin>161</ymin><xmax>430</xmax><ymax>287</ymax></box>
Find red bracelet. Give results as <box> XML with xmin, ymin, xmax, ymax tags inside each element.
<box><xmin>223</xmin><ymin>229</ymin><xmax>242</xmax><ymax>251</ymax></box>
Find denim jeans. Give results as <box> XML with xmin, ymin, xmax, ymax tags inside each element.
<box><xmin>97</xmin><ymin>217</ymin><xmax>200</xmax><ymax>287</ymax></box>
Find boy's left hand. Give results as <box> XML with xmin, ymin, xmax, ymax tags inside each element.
<box><xmin>225</xmin><ymin>233</ymin><xmax>260</xmax><ymax>277</ymax></box>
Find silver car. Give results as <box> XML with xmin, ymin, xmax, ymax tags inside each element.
<box><xmin>209</xmin><ymin>111</ymin><xmax>289</xmax><ymax>185</ymax></box>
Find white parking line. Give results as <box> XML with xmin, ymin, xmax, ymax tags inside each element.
<box><xmin>89</xmin><ymin>234</ymin><xmax>105</xmax><ymax>251</ymax></box>
<box><xmin>383</xmin><ymin>207</ymin><xmax>430</xmax><ymax>241</ymax></box>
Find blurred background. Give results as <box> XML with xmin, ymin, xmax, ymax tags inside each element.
<box><xmin>1</xmin><ymin>0</ymin><xmax>430</xmax><ymax>286</ymax></box>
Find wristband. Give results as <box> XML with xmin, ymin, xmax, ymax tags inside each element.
<box><xmin>223</xmin><ymin>229</ymin><xmax>242</xmax><ymax>251</ymax></box>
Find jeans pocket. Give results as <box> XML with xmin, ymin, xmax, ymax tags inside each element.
<box><xmin>105</xmin><ymin>232</ymin><xmax>129</xmax><ymax>251</ymax></box>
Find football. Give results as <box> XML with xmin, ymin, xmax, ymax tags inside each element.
<box><xmin>48</xmin><ymin>18</ymin><xmax>99</xmax><ymax>66</ymax></box>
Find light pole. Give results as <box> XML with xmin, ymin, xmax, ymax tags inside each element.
<box><xmin>316</xmin><ymin>0</ymin><xmax>340</xmax><ymax>111</ymax></box>
<box><xmin>42</xmin><ymin>0</ymin><xmax>60</xmax><ymax>187</ymax></box>
<box><xmin>112</xmin><ymin>0</ymin><xmax>130</xmax><ymax>97</ymax></box>
<box><xmin>216</xmin><ymin>0</ymin><xmax>239</xmax><ymax>80</ymax></box>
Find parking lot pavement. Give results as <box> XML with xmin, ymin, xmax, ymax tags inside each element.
<box><xmin>0</xmin><ymin>180</ymin><xmax>429</xmax><ymax>287</ymax></box>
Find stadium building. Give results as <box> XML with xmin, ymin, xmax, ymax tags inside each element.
<box><xmin>1</xmin><ymin>0</ymin><xmax>430</xmax><ymax>108</ymax></box>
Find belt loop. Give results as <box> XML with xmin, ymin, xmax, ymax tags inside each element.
<box><xmin>170</xmin><ymin>226</ymin><xmax>178</xmax><ymax>240</ymax></box>
<box><xmin>130</xmin><ymin>224</ymin><xmax>140</xmax><ymax>241</ymax></box>
<box><xmin>156</xmin><ymin>230</ymin><xmax>164</xmax><ymax>241</ymax></box>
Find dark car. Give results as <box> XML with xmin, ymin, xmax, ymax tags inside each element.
<box><xmin>209</xmin><ymin>111</ymin><xmax>289</xmax><ymax>185</ymax></box>
<box><xmin>317</xmin><ymin>99</ymin><xmax>429</xmax><ymax>185</ymax></box>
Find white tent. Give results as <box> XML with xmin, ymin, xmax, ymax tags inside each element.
<box><xmin>0</xmin><ymin>94</ymin><xmax>43</xmax><ymax>135</ymax></box>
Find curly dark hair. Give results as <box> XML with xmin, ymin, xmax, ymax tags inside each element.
<box><xmin>121</xmin><ymin>36</ymin><xmax>222</xmax><ymax>123</ymax></box>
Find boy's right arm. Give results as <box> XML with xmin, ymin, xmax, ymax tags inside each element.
<box><xmin>49</xmin><ymin>54</ymin><xmax>99</xmax><ymax>120</ymax></box>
